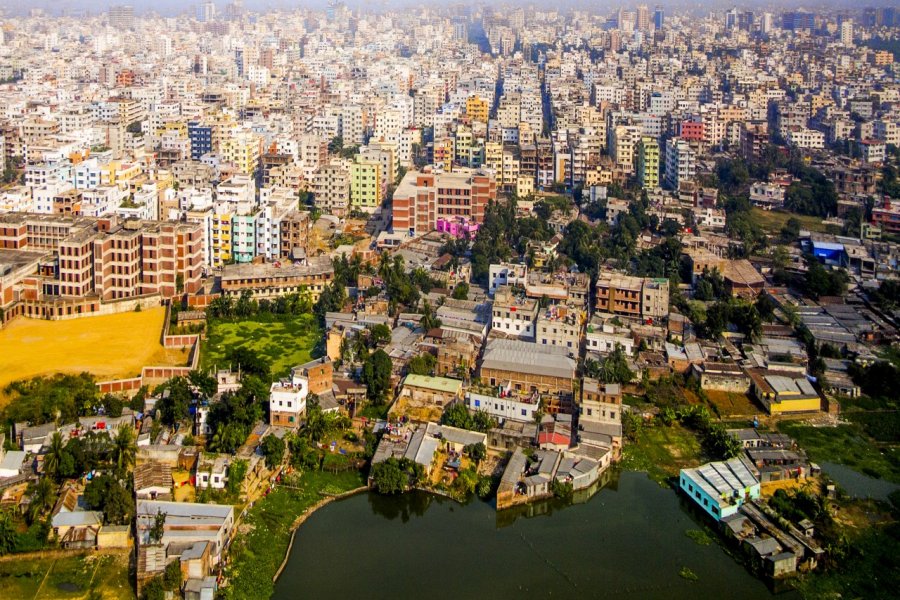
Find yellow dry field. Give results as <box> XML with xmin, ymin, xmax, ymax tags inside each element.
<box><xmin>0</xmin><ymin>307</ymin><xmax>187</xmax><ymax>398</ymax></box>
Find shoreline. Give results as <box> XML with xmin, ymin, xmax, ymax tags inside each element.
<box><xmin>271</xmin><ymin>484</ymin><xmax>370</xmax><ymax>583</ymax></box>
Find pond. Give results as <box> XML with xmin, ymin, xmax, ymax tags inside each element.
<box><xmin>819</xmin><ymin>461</ymin><xmax>900</xmax><ymax>503</ymax></box>
<box><xmin>273</xmin><ymin>471</ymin><xmax>787</xmax><ymax>600</ymax></box>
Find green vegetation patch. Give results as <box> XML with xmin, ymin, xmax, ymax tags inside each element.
<box><xmin>779</xmin><ymin>422</ymin><xmax>900</xmax><ymax>484</ymax></box>
<box><xmin>221</xmin><ymin>469</ymin><xmax>366</xmax><ymax>600</ymax></box>
<box><xmin>620</xmin><ymin>424</ymin><xmax>704</xmax><ymax>485</ymax></box>
<box><xmin>202</xmin><ymin>314</ymin><xmax>320</xmax><ymax>378</ymax></box>
<box><xmin>750</xmin><ymin>208</ymin><xmax>827</xmax><ymax>235</ymax></box>
<box><xmin>0</xmin><ymin>553</ymin><xmax>133</xmax><ymax>599</ymax></box>
<box><xmin>684</xmin><ymin>529</ymin><xmax>714</xmax><ymax>546</ymax></box>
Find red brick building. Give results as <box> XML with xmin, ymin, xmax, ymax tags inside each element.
<box><xmin>391</xmin><ymin>168</ymin><xmax>496</xmax><ymax>236</ymax></box>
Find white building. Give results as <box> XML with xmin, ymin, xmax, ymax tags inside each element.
<box><xmin>465</xmin><ymin>390</ymin><xmax>539</xmax><ymax>423</ymax></box>
<box><xmin>488</xmin><ymin>262</ymin><xmax>527</xmax><ymax>295</ymax></box>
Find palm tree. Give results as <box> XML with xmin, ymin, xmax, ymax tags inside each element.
<box><xmin>113</xmin><ymin>426</ymin><xmax>136</xmax><ymax>476</ymax></box>
<box><xmin>44</xmin><ymin>431</ymin><xmax>65</xmax><ymax>481</ymax></box>
<box><xmin>27</xmin><ymin>477</ymin><xmax>55</xmax><ymax>525</ymax></box>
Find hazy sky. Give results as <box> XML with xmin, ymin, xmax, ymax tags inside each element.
<box><xmin>0</xmin><ymin>0</ymin><xmax>888</xmax><ymax>18</ymax></box>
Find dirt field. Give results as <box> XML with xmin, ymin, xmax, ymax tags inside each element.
<box><xmin>0</xmin><ymin>307</ymin><xmax>187</xmax><ymax>397</ymax></box>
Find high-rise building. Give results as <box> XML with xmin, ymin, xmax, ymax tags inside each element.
<box><xmin>197</xmin><ymin>1</ymin><xmax>216</xmax><ymax>22</ymax></box>
<box><xmin>653</xmin><ymin>5</ymin><xmax>664</xmax><ymax>30</ymax></box>
<box><xmin>665</xmin><ymin>137</ymin><xmax>696</xmax><ymax>190</ymax></box>
<box><xmin>840</xmin><ymin>20</ymin><xmax>854</xmax><ymax>46</ymax></box>
<box><xmin>637</xmin><ymin>137</ymin><xmax>660</xmax><ymax>189</ymax></box>
<box><xmin>760</xmin><ymin>12</ymin><xmax>774</xmax><ymax>34</ymax></box>
<box><xmin>109</xmin><ymin>5</ymin><xmax>134</xmax><ymax>30</ymax></box>
<box><xmin>782</xmin><ymin>11</ymin><xmax>815</xmax><ymax>32</ymax></box>
<box><xmin>725</xmin><ymin>8</ymin><xmax>739</xmax><ymax>31</ymax></box>
<box><xmin>636</xmin><ymin>5</ymin><xmax>650</xmax><ymax>31</ymax></box>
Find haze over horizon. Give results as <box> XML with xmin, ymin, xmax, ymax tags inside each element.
<box><xmin>2</xmin><ymin>0</ymin><xmax>895</xmax><ymax>18</ymax></box>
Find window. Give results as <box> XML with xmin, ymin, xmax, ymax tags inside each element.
<box><xmin>474</xmin><ymin>399</ymin><xmax>480</xmax><ymax>407</ymax></box>
<box><xmin>521</xmin><ymin>409</ymin><xmax>527</xmax><ymax>416</ymax></box>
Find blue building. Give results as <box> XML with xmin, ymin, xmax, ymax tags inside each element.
<box><xmin>679</xmin><ymin>458</ymin><xmax>760</xmax><ymax>521</ymax></box>
<box><xmin>654</xmin><ymin>5</ymin><xmax>664</xmax><ymax>30</ymax></box>
<box><xmin>188</xmin><ymin>122</ymin><xmax>212</xmax><ymax>161</ymax></box>
<box><xmin>810</xmin><ymin>240</ymin><xmax>846</xmax><ymax>267</ymax></box>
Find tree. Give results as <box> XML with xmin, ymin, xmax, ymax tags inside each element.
<box><xmin>420</xmin><ymin>300</ymin><xmax>442</xmax><ymax>331</ymax></box>
<box><xmin>26</xmin><ymin>477</ymin><xmax>55</xmax><ymax>525</ymax></box>
<box><xmin>407</xmin><ymin>353</ymin><xmax>436</xmax><ymax>376</ymax></box>
<box><xmin>870</xmin><ymin>279</ymin><xmax>900</xmax><ymax>313</ymax></box>
<box><xmin>261</xmin><ymin>435</ymin><xmax>286</xmax><ymax>469</ymax></box>
<box><xmin>362</xmin><ymin>349</ymin><xmax>393</xmax><ymax>404</ymax></box>
<box><xmin>113</xmin><ymin>426</ymin><xmax>136</xmax><ymax>477</ymax></box>
<box><xmin>154</xmin><ymin>377</ymin><xmax>192</xmax><ymax>426</ymax></box>
<box><xmin>596</xmin><ymin>344</ymin><xmax>635</xmax><ymax>384</ymax></box>
<box><xmin>451</xmin><ymin>282</ymin><xmax>470</xmax><ymax>300</ymax></box>
<box><xmin>805</xmin><ymin>260</ymin><xmax>848</xmax><ymax>299</ymax></box>
<box><xmin>371</xmin><ymin>458</ymin><xmax>406</xmax><ymax>494</ymax></box>
<box><xmin>227</xmin><ymin>347</ymin><xmax>271</xmax><ymax>381</ymax></box>
<box><xmin>441</xmin><ymin>403</ymin><xmax>496</xmax><ymax>432</ymax></box>
<box><xmin>464</xmin><ymin>442</ymin><xmax>486</xmax><ymax>463</ymax></box>
<box><xmin>84</xmin><ymin>475</ymin><xmax>134</xmax><ymax>525</ymax></box>
<box><xmin>162</xmin><ymin>560</ymin><xmax>182</xmax><ymax>592</ymax></box>
<box><xmin>188</xmin><ymin>370</ymin><xmax>217</xmax><ymax>397</ymax></box>
<box><xmin>43</xmin><ymin>431</ymin><xmax>66</xmax><ymax>481</ymax></box>
<box><xmin>227</xmin><ymin>460</ymin><xmax>248</xmax><ymax>496</ymax></box>
<box><xmin>149</xmin><ymin>510</ymin><xmax>166</xmax><ymax>544</ymax></box>
<box><xmin>0</xmin><ymin>510</ymin><xmax>16</xmax><ymax>556</ymax></box>
<box><xmin>369</xmin><ymin>324</ymin><xmax>392</xmax><ymax>347</ymax></box>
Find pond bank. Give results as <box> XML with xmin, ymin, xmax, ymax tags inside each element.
<box><xmin>272</xmin><ymin>484</ymin><xmax>369</xmax><ymax>582</ymax></box>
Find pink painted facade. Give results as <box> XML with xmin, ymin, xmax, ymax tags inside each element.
<box><xmin>436</xmin><ymin>218</ymin><xmax>480</xmax><ymax>238</ymax></box>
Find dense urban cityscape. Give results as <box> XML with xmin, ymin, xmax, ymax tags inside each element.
<box><xmin>0</xmin><ymin>1</ymin><xmax>898</xmax><ymax>598</ymax></box>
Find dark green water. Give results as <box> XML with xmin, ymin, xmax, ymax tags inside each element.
<box><xmin>273</xmin><ymin>472</ymin><xmax>785</xmax><ymax>600</ymax></box>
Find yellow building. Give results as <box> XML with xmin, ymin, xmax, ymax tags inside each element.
<box><xmin>466</xmin><ymin>95</ymin><xmax>489</xmax><ymax>123</ymax></box>
<box><xmin>350</xmin><ymin>158</ymin><xmax>382</xmax><ymax>212</ymax></box>
<box><xmin>516</xmin><ymin>175</ymin><xmax>534</xmax><ymax>198</ymax></box>
<box><xmin>211</xmin><ymin>209</ymin><xmax>233</xmax><ymax>267</ymax></box>
<box><xmin>100</xmin><ymin>161</ymin><xmax>142</xmax><ymax>187</ymax></box>
<box><xmin>221</xmin><ymin>133</ymin><xmax>261</xmax><ymax>177</ymax></box>
<box><xmin>750</xmin><ymin>370</ymin><xmax>821</xmax><ymax>415</ymax></box>
<box><xmin>636</xmin><ymin>136</ymin><xmax>660</xmax><ymax>189</ymax></box>
<box><xmin>484</xmin><ymin>141</ymin><xmax>503</xmax><ymax>174</ymax></box>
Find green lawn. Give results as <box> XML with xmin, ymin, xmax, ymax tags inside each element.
<box><xmin>0</xmin><ymin>553</ymin><xmax>133</xmax><ymax>599</ymax></box>
<box><xmin>620</xmin><ymin>423</ymin><xmax>705</xmax><ymax>485</ymax></box>
<box><xmin>750</xmin><ymin>208</ymin><xmax>829</xmax><ymax>235</ymax></box>
<box><xmin>221</xmin><ymin>469</ymin><xmax>366</xmax><ymax>600</ymax></box>
<box><xmin>202</xmin><ymin>314</ymin><xmax>320</xmax><ymax>378</ymax></box>
<box><xmin>779</xmin><ymin>421</ymin><xmax>900</xmax><ymax>484</ymax></box>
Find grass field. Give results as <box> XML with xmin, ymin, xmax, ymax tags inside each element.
<box><xmin>620</xmin><ymin>423</ymin><xmax>705</xmax><ymax>485</ymax></box>
<box><xmin>0</xmin><ymin>307</ymin><xmax>186</xmax><ymax>397</ymax></box>
<box><xmin>703</xmin><ymin>390</ymin><xmax>764</xmax><ymax>418</ymax></box>
<box><xmin>751</xmin><ymin>208</ymin><xmax>829</xmax><ymax>235</ymax></box>
<box><xmin>0</xmin><ymin>553</ymin><xmax>133</xmax><ymax>599</ymax></box>
<box><xmin>202</xmin><ymin>314</ymin><xmax>320</xmax><ymax>378</ymax></box>
<box><xmin>779</xmin><ymin>421</ymin><xmax>900</xmax><ymax>484</ymax></box>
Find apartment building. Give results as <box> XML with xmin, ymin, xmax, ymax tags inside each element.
<box><xmin>665</xmin><ymin>137</ymin><xmax>696</xmax><ymax>190</ymax></box>
<box><xmin>279</xmin><ymin>210</ymin><xmax>311</xmax><ymax>260</ymax></box>
<box><xmin>312</xmin><ymin>161</ymin><xmax>351</xmax><ymax>216</ymax></box>
<box><xmin>636</xmin><ymin>136</ymin><xmax>659</xmax><ymax>189</ymax></box>
<box><xmin>491</xmin><ymin>285</ymin><xmax>538</xmax><ymax>341</ymax></box>
<box><xmin>350</xmin><ymin>158</ymin><xmax>382</xmax><ymax>212</ymax></box>
<box><xmin>595</xmin><ymin>273</ymin><xmax>669</xmax><ymax>321</ymax></box>
<box><xmin>391</xmin><ymin>168</ymin><xmax>496</xmax><ymax>237</ymax></box>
